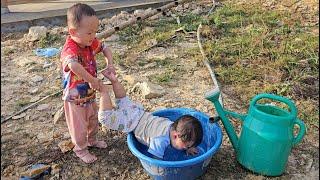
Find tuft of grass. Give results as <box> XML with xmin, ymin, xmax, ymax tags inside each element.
<box><xmin>148</xmin><ymin>57</ymin><xmax>183</xmax><ymax>84</ymax></box>
<box><xmin>37</xmin><ymin>33</ymin><xmax>63</xmax><ymax>48</ymax></box>
<box><xmin>179</xmin><ymin>13</ymin><xmax>210</xmax><ymax>32</ymax></box>
<box><xmin>154</xmin><ymin>57</ymin><xmax>171</xmax><ymax>66</ymax></box>
<box><xmin>16</xmin><ymin>98</ymin><xmax>30</xmax><ymax>108</ymax></box>
<box><xmin>2</xmin><ymin>47</ymin><xmax>14</xmax><ymax>56</ymax></box>
<box><xmin>95</xmin><ymin>53</ymin><xmax>107</xmax><ymax>70</ymax></box>
<box><xmin>118</xmin><ymin>23</ymin><xmax>144</xmax><ymax>45</ymax></box>
<box><xmin>150</xmin><ymin>71</ymin><xmax>173</xmax><ymax>83</ymax></box>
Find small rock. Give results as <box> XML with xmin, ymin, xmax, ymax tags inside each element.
<box><xmin>133</xmin><ymin>9</ymin><xmax>144</xmax><ymax>17</ymax></box>
<box><xmin>118</xmin><ymin>10</ymin><xmax>130</xmax><ymax>18</ymax></box>
<box><xmin>101</xmin><ymin>18</ymin><xmax>110</xmax><ymax>25</ymax></box>
<box><xmin>58</xmin><ymin>140</ymin><xmax>75</xmax><ymax>153</ymax></box>
<box><xmin>43</xmin><ymin>62</ymin><xmax>53</xmax><ymax>69</ymax></box>
<box><xmin>145</xmin><ymin>8</ymin><xmax>153</xmax><ymax>14</ymax></box>
<box><xmin>28</xmin><ymin>87</ymin><xmax>39</xmax><ymax>94</ymax></box>
<box><xmin>136</xmin><ymin>81</ymin><xmax>165</xmax><ymax>99</ymax></box>
<box><xmin>26</xmin><ymin>26</ymin><xmax>48</xmax><ymax>42</ymax></box>
<box><xmin>175</xmin><ymin>5</ymin><xmax>184</xmax><ymax>12</ymax></box>
<box><xmin>37</xmin><ymin>104</ymin><xmax>50</xmax><ymax>111</ymax></box>
<box><xmin>123</xmin><ymin>75</ymin><xmax>137</xmax><ymax>85</ymax></box>
<box><xmin>63</xmin><ymin>133</ymin><xmax>71</xmax><ymax>139</ymax></box>
<box><xmin>108</xmin><ymin>149</ymin><xmax>116</xmax><ymax>155</ymax></box>
<box><xmin>25</xmin><ymin>115</ymin><xmax>30</xmax><ymax>121</ymax></box>
<box><xmin>31</xmin><ymin>75</ymin><xmax>44</xmax><ymax>83</ymax></box>
<box><xmin>53</xmin><ymin>106</ymin><xmax>64</xmax><ymax>124</ymax></box>
<box><xmin>143</xmin><ymin>62</ymin><xmax>157</xmax><ymax>69</ymax></box>
<box><xmin>12</xmin><ymin>113</ymin><xmax>27</xmax><ymax>120</ymax></box>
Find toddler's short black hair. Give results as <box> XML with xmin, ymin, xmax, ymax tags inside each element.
<box><xmin>67</xmin><ymin>3</ymin><xmax>96</xmax><ymax>29</ymax></box>
<box><xmin>171</xmin><ymin>115</ymin><xmax>203</xmax><ymax>147</ymax></box>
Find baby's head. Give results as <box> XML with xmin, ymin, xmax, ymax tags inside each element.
<box><xmin>67</xmin><ymin>3</ymin><xmax>99</xmax><ymax>47</ymax></box>
<box><xmin>170</xmin><ymin>115</ymin><xmax>203</xmax><ymax>150</ymax></box>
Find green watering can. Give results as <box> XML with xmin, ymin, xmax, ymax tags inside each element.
<box><xmin>205</xmin><ymin>88</ymin><xmax>306</xmax><ymax>176</ymax></box>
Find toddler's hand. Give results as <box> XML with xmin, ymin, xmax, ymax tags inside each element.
<box><xmin>89</xmin><ymin>78</ymin><xmax>101</xmax><ymax>91</ymax></box>
<box><xmin>186</xmin><ymin>147</ymin><xmax>199</xmax><ymax>156</ymax></box>
<box><xmin>102</xmin><ymin>68</ymin><xmax>117</xmax><ymax>83</ymax></box>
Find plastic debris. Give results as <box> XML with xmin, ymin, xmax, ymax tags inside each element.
<box><xmin>34</xmin><ymin>47</ymin><xmax>61</xmax><ymax>58</ymax></box>
<box><xmin>20</xmin><ymin>163</ymin><xmax>51</xmax><ymax>180</ymax></box>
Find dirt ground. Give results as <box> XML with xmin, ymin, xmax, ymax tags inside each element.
<box><xmin>1</xmin><ymin>0</ymin><xmax>319</xmax><ymax>179</ymax></box>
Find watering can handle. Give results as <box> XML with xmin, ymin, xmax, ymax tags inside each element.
<box><xmin>292</xmin><ymin>118</ymin><xmax>306</xmax><ymax>146</ymax></box>
<box><xmin>250</xmin><ymin>93</ymin><xmax>298</xmax><ymax>117</ymax></box>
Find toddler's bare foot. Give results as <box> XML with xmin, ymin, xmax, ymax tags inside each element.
<box><xmin>77</xmin><ymin>152</ymin><xmax>97</xmax><ymax>164</ymax></box>
<box><xmin>89</xmin><ymin>140</ymin><xmax>107</xmax><ymax>149</ymax></box>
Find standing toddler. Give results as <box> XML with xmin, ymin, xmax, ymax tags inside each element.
<box><xmin>60</xmin><ymin>3</ymin><xmax>114</xmax><ymax>163</ymax></box>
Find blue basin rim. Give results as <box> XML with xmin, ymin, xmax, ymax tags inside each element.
<box><xmin>127</xmin><ymin>108</ymin><xmax>223</xmax><ymax>168</ymax></box>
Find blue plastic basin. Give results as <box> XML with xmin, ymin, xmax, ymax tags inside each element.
<box><xmin>127</xmin><ymin>108</ymin><xmax>223</xmax><ymax>180</ymax></box>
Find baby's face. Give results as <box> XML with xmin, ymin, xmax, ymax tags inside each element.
<box><xmin>73</xmin><ymin>15</ymin><xmax>99</xmax><ymax>47</ymax></box>
<box><xmin>171</xmin><ymin>135</ymin><xmax>194</xmax><ymax>150</ymax></box>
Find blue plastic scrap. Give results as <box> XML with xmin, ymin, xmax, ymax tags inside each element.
<box><xmin>19</xmin><ymin>163</ymin><xmax>51</xmax><ymax>180</ymax></box>
<box><xmin>34</xmin><ymin>47</ymin><xmax>61</xmax><ymax>58</ymax></box>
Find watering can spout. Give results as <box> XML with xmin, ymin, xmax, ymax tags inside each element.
<box><xmin>205</xmin><ymin>88</ymin><xmax>240</xmax><ymax>151</ymax></box>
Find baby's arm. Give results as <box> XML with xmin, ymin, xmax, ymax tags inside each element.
<box><xmin>68</xmin><ymin>62</ymin><xmax>101</xmax><ymax>90</ymax></box>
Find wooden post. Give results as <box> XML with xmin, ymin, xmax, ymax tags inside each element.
<box><xmin>1</xmin><ymin>0</ymin><xmax>9</xmax><ymax>14</ymax></box>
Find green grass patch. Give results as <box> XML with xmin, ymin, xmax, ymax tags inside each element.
<box><xmin>150</xmin><ymin>72</ymin><xmax>173</xmax><ymax>83</ymax></box>
<box><xmin>2</xmin><ymin>47</ymin><xmax>14</xmax><ymax>56</ymax></box>
<box><xmin>179</xmin><ymin>13</ymin><xmax>210</xmax><ymax>32</ymax></box>
<box><xmin>149</xmin><ymin>58</ymin><xmax>182</xmax><ymax>84</ymax></box>
<box><xmin>118</xmin><ymin>23</ymin><xmax>144</xmax><ymax>45</ymax></box>
<box><xmin>204</xmin><ymin>0</ymin><xmax>319</xmax><ymax>126</ymax></box>
<box><xmin>116</xmin><ymin>0</ymin><xmax>318</xmax><ymax>128</ymax></box>
<box><xmin>16</xmin><ymin>98</ymin><xmax>30</xmax><ymax>108</ymax></box>
<box><xmin>37</xmin><ymin>33</ymin><xmax>63</xmax><ymax>48</ymax></box>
